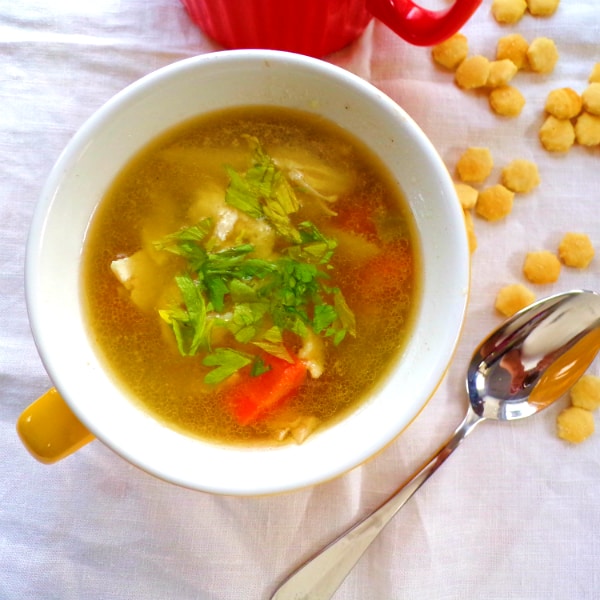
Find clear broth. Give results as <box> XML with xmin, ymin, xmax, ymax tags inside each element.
<box><xmin>81</xmin><ymin>106</ymin><xmax>421</xmax><ymax>446</ymax></box>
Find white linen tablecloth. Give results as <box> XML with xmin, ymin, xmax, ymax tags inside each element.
<box><xmin>2</xmin><ymin>1</ymin><xmax>600</xmax><ymax>598</ymax></box>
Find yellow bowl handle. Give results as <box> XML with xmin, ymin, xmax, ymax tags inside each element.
<box><xmin>17</xmin><ymin>387</ymin><xmax>95</xmax><ymax>463</ymax></box>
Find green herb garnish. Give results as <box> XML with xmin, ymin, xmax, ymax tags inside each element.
<box><xmin>158</xmin><ymin>273</ymin><xmax>207</xmax><ymax>356</ymax></box>
<box><xmin>155</xmin><ymin>138</ymin><xmax>355</xmax><ymax>384</ymax></box>
<box><xmin>202</xmin><ymin>348</ymin><xmax>253</xmax><ymax>385</ymax></box>
<box><xmin>225</xmin><ymin>136</ymin><xmax>301</xmax><ymax>243</ymax></box>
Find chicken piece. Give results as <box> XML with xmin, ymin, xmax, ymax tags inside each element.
<box><xmin>270</xmin><ymin>414</ymin><xmax>321</xmax><ymax>444</ymax></box>
<box><xmin>271</xmin><ymin>146</ymin><xmax>354</xmax><ymax>202</ymax></box>
<box><xmin>299</xmin><ymin>329</ymin><xmax>326</xmax><ymax>379</ymax></box>
<box><xmin>111</xmin><ymin>249</ymin><xmax>175</xmax><ymax>312</ymax></box>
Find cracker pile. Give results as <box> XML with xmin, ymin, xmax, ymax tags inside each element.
<box><xmin>431</xmin><ymin>0</ymin><xmax>599</xmax><ymax>443</ymax></box>
<box><xmin>433</xmin><ymin>31</ymin><xmax>559</xmax><ymax>118</ymax></box>
<box><xmin>541</xmin><ymin>71</ymin><xmax>600</xmax><ymax>152</ymax></box>
<box><xmin>452</xmin><ymin>146</ymin><xmax>540</xmax><ymax>247</ymax></box>
<box><xmin>433</xmin><ymin>7</ymin><xmax>600</xmax><ymax>151</ymax></box>
<box><xmin>516</xmin><ymin>233</ymin><xmax>595</xmax><ymax>289</ymax></box>
<box><xmin>491</xmin><ymin>0</ymin><xmax>560</xmax><ymax>23</ymax></box>
<box><xmin>557</xmin><ymin>375</ymin><xmax>600</xmax><ymax>443</ymax></box>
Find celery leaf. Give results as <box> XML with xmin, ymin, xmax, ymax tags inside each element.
<box><xmin>202</xmin><ymin>348</ymin><xmax>253</xmax><ymax>385</ymax></box>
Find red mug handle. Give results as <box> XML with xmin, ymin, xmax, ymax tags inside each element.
<box><xmin>367</xmin><ymin>0</ymin><xmax>483</xmax><ymax>46</ymax></box>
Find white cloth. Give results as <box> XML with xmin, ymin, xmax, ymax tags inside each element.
<box><xmin>2</xmin><ymin>1</ymin><xmax>600</xmax><ymax>599</ymax></box>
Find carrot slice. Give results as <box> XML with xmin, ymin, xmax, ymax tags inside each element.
<box><xmin>227</xmin><ymin>354</ymin><xmax>307</xmax><ymax>425</ymax></box>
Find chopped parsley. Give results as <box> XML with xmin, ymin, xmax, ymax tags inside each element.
<box><xmin>154</xmin><ymin>138</ymin><xmax>356</xmax><ymax>384</ymax></box>
<box><xmin>225</xmin><ymin>136</ymin><xmax>301</xmax><ymax>243</ymax></box>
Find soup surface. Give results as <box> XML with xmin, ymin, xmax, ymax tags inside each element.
<box><xmin>82</xmin><ymin>106</ymin><xmax>420</xmax><ymax>446</ymax></box>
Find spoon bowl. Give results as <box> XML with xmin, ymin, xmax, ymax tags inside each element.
<box><xmin>469</xmin><ymin>290</ymin><xmax>600</xmax><ymax>421</ymax></box>
<box><xmin>272</xmin><ymin>290</ymin><xmax>600</xmax><ymax>600</ymax></box>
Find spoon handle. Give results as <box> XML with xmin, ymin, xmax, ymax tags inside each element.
<box><xmin>271</xmin><ymin>407</ymin><xmax>482</xmax><ymax>600</ymax></box>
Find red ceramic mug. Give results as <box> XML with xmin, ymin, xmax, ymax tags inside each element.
<box><xmin>180</xmin><ymin>0</ymin><xmax>482</xmax><ymax>57</ymax></box>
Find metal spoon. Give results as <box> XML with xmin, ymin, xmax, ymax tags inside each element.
<box><xmin>271</xmin><ymin>289</ymin><xmax>600</xmax><ymax>600</ymax></box>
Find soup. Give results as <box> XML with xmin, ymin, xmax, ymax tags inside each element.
<box><xmin>82</xmin><ymin>106</ymin><xmax>420</xmax><ymax>446</ymax></box>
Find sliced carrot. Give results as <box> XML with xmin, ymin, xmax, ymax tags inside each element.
<box><xmin>227</xmin><ymin>354</ymin><xmax>307</xmax><ymax>425</ymax></box>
